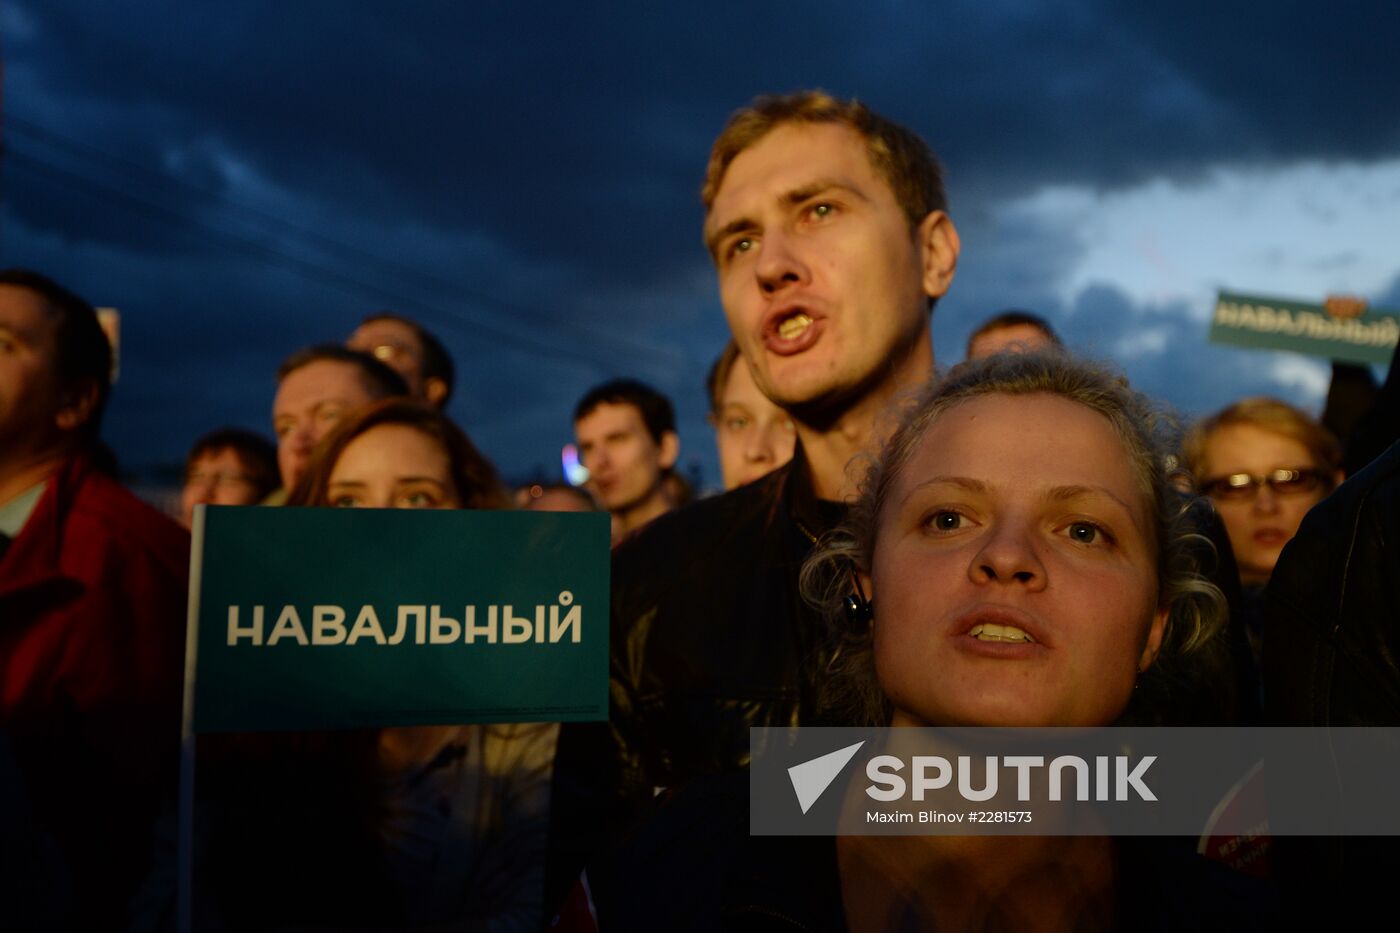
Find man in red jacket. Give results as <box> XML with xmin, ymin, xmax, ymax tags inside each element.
<box><xmin>0</xmin><ymin>268</ymin><xmax>189</xmax><ymax>929</ymax></box>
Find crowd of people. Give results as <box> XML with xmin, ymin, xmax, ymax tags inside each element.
<box><xmin>2</xmin><ymin>88</ymin><xmax>1397</xmax><ymax>930</ymax></box>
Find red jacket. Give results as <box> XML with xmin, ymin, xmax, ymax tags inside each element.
<box><xmin>0</xmin><ymin>452</ymin><xmax>189</xmax><ymax>927</ymax></box>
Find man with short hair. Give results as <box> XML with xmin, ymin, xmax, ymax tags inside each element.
<box><xmin>573</xmin><ymin>379</ymin><xmax>680</xmax><ymax>542</ymax></box>
<box><xmin>698</xmin><ymin>93</ymin><xmax>958</xmax><ymax>501</ymax></box>
<box><xmin>965</xmin><ymin>309</ymin><xmax>1060</xmax><ymax>360</ymax></box>
<box><xmin>347</xmin><ymin>312</ymin><xmax>454</xmax><ymax>408</ymax></box>
<box><xmin>0</xmin><ymin>268</ymin><xmax>190</xmax><ymax>926</ymax></box>
<box><xmin>271</xmin><ymin>344</ymin><xmax>408</xmax><ymax>496</ymax></box>
<box><xmin>550</xmin><ymin>91</ymin><xmax>959</xmax><ymax>903</ymax></box>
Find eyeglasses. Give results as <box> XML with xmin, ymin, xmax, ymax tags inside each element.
<box><xmin>1199</xmin><ymin>468</ymin><xmax>1328</xmax><ymax>502</ymax></box>
<box><xmin>366</xmin><ymin>341</ymin><xmax>418</xmax><ymax>364</ymax></box>
<box><xmin>184</xmin><ymin>470</ymin><xmax>256</xmax><ymax>490</ymax></box>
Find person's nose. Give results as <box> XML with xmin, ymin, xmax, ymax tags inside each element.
<box><xmin>755</xmin><ymin>228</ymin><xmax>809</xmax><ymax>296</ymax></box>
<box><xmin>1252</xmin><ymin>484</ymin><xmax>1280</xmax><ymax>515</ymax></box>
<box><xmin>969</xmin><ymin>518</ymin><xmax>1047</xmax><ymax>591</ymax></box>
<box><xmin>743</xmin><ymin>424</ymin><xmax>777</xmax><ymax>466</ymax></box>
<box><xmin>187</xmin><ymin>476</ymin><xmax>217</xmax><ymax>503</ymax></box>
<box><xmin>290</xmin><ymin>421</ymin><xmax>316</xmax><ymax>455</ymax></box>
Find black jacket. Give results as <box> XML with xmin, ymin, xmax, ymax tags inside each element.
<box><xmin>1265</xmin><ymin>439</ymin><xmax>1400</xmax><ymax>724</ymax></box>
<box><xmin>607</xmin><ymin>444</ymin><xmax>847</xmax><ymax>798</ymax></box>
<box><xmin>1263</xmin><ymin>438</ymin><xmax>1400</xmax><ymax>924</ymax></box>
<box><xmin>547</xmin><ymin>447</ymin><xmax>846</xmax><ymax>910</ymax></box>
<box><xmin>589</xmin><ymin>771</ymin><xmax>1277</xmax><ymax>933</ymax></box>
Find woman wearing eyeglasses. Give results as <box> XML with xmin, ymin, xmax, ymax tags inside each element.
<box><xmin>1182</xmin><ymin>398</ymin><xmax>1343</xmax><ymax>598</ymax></box>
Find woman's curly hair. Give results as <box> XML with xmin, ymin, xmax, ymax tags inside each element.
<box><xmin>799</xmin><ymin>351</ymin><xmax>1230</xmax><ymax>727</ymax></box>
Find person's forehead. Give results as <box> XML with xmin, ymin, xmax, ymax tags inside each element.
<box><xmin>980</xmin><ymin>323</ymin><xmax>1048</xmax><ymax>343</ymax></box>
<box><xmin>0</xmin><ymin>284</ymin><xmax>58</xmax><ymax>343</ymax></box>
<box><xmin>895</xmin><ymin>394</ymin><xmax>1145</xmax><ymax>510</ymax></box>
<box><xmin>577</xmin><ymin>401</ymin><xmax>646</xmax><ymax>435</ymax></box>
<box><xmin>351</xmin><ymin>319</ymin><xmax>421</xmax><ymax>352</ymax></box>
<box><xmin>334</xmin><ymin>424</ymin><xmax>451</xmax><ymax>480</ymax></box>
<box><xmin>969</xmin><ymin>324</ymin><xmax>1052</xmax><ymax>356</ymax></box>
<box><xmin>275</xmin><ymin>359</ymin><xmax>373</xmax><ymax>409</ymax></box>
<box><xmin>1205</xmin><ymin>422</ymin><xmax>1312</xmax><ymax>469</ymax></box>
<box><xmin>190</xmin><ymin>447</ymin><xmax>250</xmax><ymax>470</ymax></box>
<box><xmin>706</xmin><ymin>122</ymin><xmax>885</xmax><ymax>231</ymax></box>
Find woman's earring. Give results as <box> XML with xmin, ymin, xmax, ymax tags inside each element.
<box><xmin>843</xmin><ymin>593</ymin><xmax>874</xmax><ymax>625</ymax></box>
<box><xmin>844</xmin><ymin>570</ymin><xmax>874</xmax><ymax>626</ymax></box>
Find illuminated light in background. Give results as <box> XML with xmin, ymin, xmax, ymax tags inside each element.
<box><xmin>562</xmin><ymin>444</ymin><xmax>589</xmax><ymax>487</ymax></box>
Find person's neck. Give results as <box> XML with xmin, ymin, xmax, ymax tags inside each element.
<box><xmin>610</xmin><ymin>485</ymin><xmax>673</xmax><ymax>541</ymax></box>
<box><xmin>0</xmin><ymin>447</ymin><xmax>69</xmax><ymax>508</ymax></box>
<box><xmin>793</xmin><ymin>339</ymin><xmax>935</xmax><ymax>502</ymax></box>
<box><xmin>837</xmin><ymin>833</ymin><xmax>1118</xmax><ymax>933</ymax></box>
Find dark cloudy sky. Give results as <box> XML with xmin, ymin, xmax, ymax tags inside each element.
<box><xmin>4</xmin><ymin>0</ymin><xmax>1399</xmax><ymax>489</ymax></box>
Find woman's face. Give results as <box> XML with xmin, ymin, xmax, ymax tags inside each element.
<box><xmin>714</xmin><ymin>356</ymin><xmax>797</xmax><ymax>490</ymax></box>
<box><xmin>326</xmin><ymin>423</ymin><xmax>462</xmax><ymax>509</ymax></box>
<box><xmin>1199</xmin><ymin>423</ymin><xmax>1327</xmax><ymax>587</ymax></box>
<box><xmin>865</xmin><ymin>393</ymin><xmax>1167</xmax><ymax>728</ymax></box>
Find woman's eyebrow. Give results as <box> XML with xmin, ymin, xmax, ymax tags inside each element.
<box><xmin>1045</xmin><ymin>484</ymin><xmax>1152</xmax><ymax>535</ymax></box>
<box><xmin>1044</xmin><ymin>484</ymin><xmax>1134</xmax><ymax>514</ymax></box>
<box><xmin>899</xmin><ymin>475</ymin><xmax>986</xmax><ymax>507</ymax></box>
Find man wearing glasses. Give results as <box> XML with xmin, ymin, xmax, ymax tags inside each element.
<box><xmin>347</xmin><ymin>312</ymin><xmax>455</xmax><ymax>409</ymax></box>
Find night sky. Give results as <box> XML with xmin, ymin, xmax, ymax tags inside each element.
<box><xmin>4</xmin><ymin>1</ymin><xmax>1399</xmax><ymax>490</ymax></box>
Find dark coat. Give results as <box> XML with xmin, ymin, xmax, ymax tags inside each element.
<box><xmin>548</xmin><ymin>446</ymin><xmax>846</xmax><ymax>911</ymax></box>
<box><xmin>1265</xmin><ymin>439</ymin><xmax>1400</xmax><ymax>724</ymax></box>
<box><xmin>1264</xmin><ymin>438</ymin><xmax>1400</xmax><ymax>924</ymax></box>
<box><xmin>586</xmin><ymin>771</ymin><xmax>1278</xmax><ymax>933</ymax></box>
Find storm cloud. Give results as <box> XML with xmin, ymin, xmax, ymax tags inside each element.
<box><xmin>3</xmin><ymin>0</ymin><xmax>1397</xmax><ymax>486</ymax></box>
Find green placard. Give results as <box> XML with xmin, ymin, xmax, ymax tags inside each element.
<box><xmin>184</xmin><ymin>506</ymin><xmax>610</xmax><ymax>733</ymax></box>
<box><xmin>1209</xmin><ymin>290</ymin><xmax>1400</xmax><ymax>365</ymax></box>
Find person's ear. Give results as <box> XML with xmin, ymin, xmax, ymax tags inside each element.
<box><xmin>917</xmin><ymin>211</ymin><xmax>960</xmax><ymax>302</ymax></box>
<box><xmin>658</xmin><ymin>431</ymin><xmax>680</xmax><ymax>470</ymax></box>
<box><xmin>55</xmin><ymin>381</ymin><xmax>100</xmax><ymax>433</ymax></box>
<box><xmin>424</xmin><ymin>377</ymin><xmax>449</xmax><ymax>408</ymax></box>
<box><xmin>1138</xmin><ymin>604</ymin><xmax>1170</xmax><ymax>672</ymax></box>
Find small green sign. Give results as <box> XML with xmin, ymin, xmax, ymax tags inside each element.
<box><xmin>184</xmin><ymin>506</ymin><xmax>610</xmax><ymax>733</ymax></box>
<box><xmin>1209</xmin><ymin>290</ymin><xmax>1400</xmax><ymax>365</ymax></box>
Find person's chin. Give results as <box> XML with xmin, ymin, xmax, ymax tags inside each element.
<box><xmin>1245</xmin><ymin>540</ymin><xmax>1285</xmax><ymax>566</ymax></box>
<box><xmin>766</xmin><ymin>369</ymin><xmax>858</xmax><ymax>420</ymax></box>
<box><xmin>1238</xmin><ymin>556</ymin><xmax>1278</xmax><ymax>588</ymax></box>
